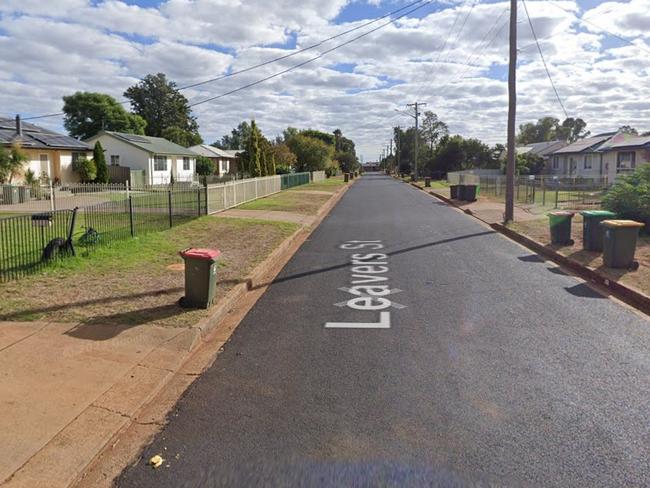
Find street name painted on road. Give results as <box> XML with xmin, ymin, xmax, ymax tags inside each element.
<box><xmin>324</xmin><ymin>240</ymin><xmax>404</xmax><ymax>329</ymax></box>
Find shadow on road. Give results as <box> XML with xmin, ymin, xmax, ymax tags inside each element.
<box><xmin>564</xmin><ymin>283</ymin><xmax>606</xmax><ymax>299</ymax></box>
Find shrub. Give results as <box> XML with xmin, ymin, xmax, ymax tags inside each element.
<box><xmin>93</xmin><ymin>141</ymin><xmax>109</xmax><ymax>183</ymax></box>
<box><xmin>195</xmin><ymin>156</ymin><xmax>215</xmax><ymax>176</ymax></box>
<box><xmin>73</xmin><ymin>156</ymin><xmax>97</xmax><ymax>182</ymax></box>
<box><xmin>602</xmin><ymin>165</ymin><xmax>650</xmax><ymax>230</ymax></box>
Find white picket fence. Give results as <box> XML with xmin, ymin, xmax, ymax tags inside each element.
<box><xmin>205</xmin><ymin>175</ymin><xmax>281</xmax><ymax>214</ymax></box>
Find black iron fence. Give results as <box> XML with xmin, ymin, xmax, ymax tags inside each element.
<box><xmin>0</xmin><ymin>209</ymin><xmax>77</xmax><ymax>282</ymax></box>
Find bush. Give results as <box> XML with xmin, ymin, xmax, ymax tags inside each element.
<box><xmin>72</xmin><ymin>157</ymin><xmax>97</xmax><ymax>182</ymax></box>
<box><xmin>602</xmin><ymin>165</ymin><xmax>650</xmax><ymax>230</ymax></box>
<box><xmin>275</xmin><ymin>164</ymin><xmax>292</xmax><ymax>175</ymax></box>
<box><xmin>196</xmin><ymin>156</ymin><xmax>215</xmax><ymax>176</ymax></box>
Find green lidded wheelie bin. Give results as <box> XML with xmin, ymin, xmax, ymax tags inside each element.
<box><xmin>548</xmin><ymin>211</ymin><xmax>575</xmax><ymax>245</ymax></box>
<box><xmin>463</xmin><ymin>185</ymin><xmax>478</xmax><ymax>202</ymax></box>
<box><xmin>601</xmin><ymin>220</ymin><xmax>645</xmax><ymax>269</ymax></box>
<box><xmin>179</xmin><ymin>248</ymin><xmax>221</xmax><ymax>308</ymax></box>
<box><xmin>580</xmin><ymin>210</ymin><xmax>616</xmax><ymax>252</ymax></box>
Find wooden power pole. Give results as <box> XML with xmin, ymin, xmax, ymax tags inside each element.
<box><xmin>407</xmin><ymin>102</ymin><xmax>426</xmax><ymax>179</ymax></box>
<box><xmin>505</xmin><ymin>0</ymin><xmax>517</xmax><ymax>223</ymax></box>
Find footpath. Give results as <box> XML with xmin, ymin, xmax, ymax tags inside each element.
<box><xmin>0</xmin><ymin>179</ymin><xmax>352</xmax><ymax>488</ymax></box>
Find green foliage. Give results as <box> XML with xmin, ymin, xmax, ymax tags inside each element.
<box><xmin>269</xmin><ymin>143</ymin><xmax>297</xmax><ymax>168</ymax></box>
<box><xmin>517</xmin><ymin>117</ymin><xmax>590</xmax><ymax>145</ymax></box>
<box><xmin>602</xmin><ymin>165</ymin><xmax>650</xmax><ymax>228</ymax></box>
<box><xmin>195</xmin><ymin>156</ymin><xmax>215</xmax><ymax>176</ymax></box>
<box><xmin>161</xmin><ymin>126</ymin><xmax>203</xmax><ymax>147</ymax></box>
<box><xmin>241</xmin><ymin>120</ymin><xmax>262</xmax><ymax>177</ymax></box>
<box><xmin>124</xmin><ymin>73</ymin><xmax>200</xmax><ymax>141</ymax></box>
<box><xmin>421</xmin><ymin>111</ymin><xmax>448</xmax><ymax>153</ymax></box>
<box><xmin>0</xmin><ymin>144</ymin><xmax>28</xmax><ymax>183</ymax></box>
<box><xmin>62</xmin><ymin>92</ymin><xmax>146</xmax><ymax>140</ymax></box>
<box><xmin>213</xmin><ymin>122</ymin><xmax>251</xmax><ymax>150</ymax></box>
<box><xmin>24</xmin><ymin>168</ymin><xmax>38</xmax><ymax>186</ymax></box>
<box><xmin>93</xmin><ymin>141</ymin><xmax>109</xmax><ymax>183</ymax></box>
<box><xmin>73</xmin><ymin>156</ymin><xmax>97</xmax><ymax>182</ymax></box>
<box><xmin>516</xmin><ymin>152</ymin><xmax>545</xmax><ymax>175</ymax></box>
<box><xmin>300</xmin><ymin>129</ymin><xmax>335</xmax><ymax>147</ymax></box>
<box><xmin>287</xmin><ymin>134</ymin><xmax>333</xmax><ymax>172</ymax></box>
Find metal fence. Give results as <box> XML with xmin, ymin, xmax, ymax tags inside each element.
<box><xmin>448</xmin><ymin>173</ymin><xmax>610</xmax><ymax>209</ymax></box>
<box><xmin>312</xmin><ymin>171</ymin><xmax>326</xmax><ymax>182</ymax></box>
<box><xmin>0</xmin><ymin>209</ymin><xmax>77</xmax><ymax>282</ymax></box>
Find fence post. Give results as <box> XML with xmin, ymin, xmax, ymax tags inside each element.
<box><xmin>126</xmin><ymin>180</ymin><xmax>130</xmax><ymax>199</ymax></box>
<box><xmin>49</xmin><ymin>180</ymin><xmax>55</xmax><ymax>212</ymax></box>
<box><xmin>128</xmin><ymin>196</ymin><xmax>135</xmax><ymax>237</ymax></box>
<box><xmin>168</xmin><ymin>191</ymin><xmax>173</xmax><ymax>228</ymax></box>
<box><xmin>255</xmin><ymin>178</ymin><xmax>259</xmax><ymax>199</ymax></box>
<box><xmin>223</xmin><ymin>182</ymin><xmax>227</xmax><ymax>210</ymax></box>
<box><xmin>197</xmin><ymin>188</ymin><xmax>202</xmax><ymax>217</ymax></box>
<box><xmin>555</xmin><ymin>188</ymin><xmax>559</xmax><ymax>208</ymax></box>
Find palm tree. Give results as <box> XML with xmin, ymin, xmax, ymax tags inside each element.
<box><xmin>0</xmin><ymin>144</ymin><xmax>28</xmax><ymax>183</ymax></box>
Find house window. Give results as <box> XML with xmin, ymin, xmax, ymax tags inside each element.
<box><xmin>39</xmin><ymin>154</ymin><xmax>49</xmax><ymax>176</ymax></box>
<box><xmin>221</xmin><ymin>161</ymin><xmax>229</xmax><ymax>174</ymax></box>
<box><xmin>153</xmin><ymin>155</ymin><xmax>167</xmax><ymax>171</ymax></box>
<box><xmin>617</xmin><ymin>152</ymin><xmax>636</xmax><ymax>173</ymax></box>
<box><xmin>110</xmin><ymin>155</ymin><xmax>120</xmax><ymax>166</ymax></box>
<box><xmin>71</xmin><ymin>152</ymin><xmax>85</xmax><ymax>164</ymax></box>
<box><xmin>182</xmin><ymin>157</ymin><xmax>190</xmax><ymax>171</ymax></box>
<box><xmin>584</xmin><ymin>154</ymin><xmax>592</xmax><ymax>169</ymax></box>
<box><xmin>552</xmin><ymin>156</ymin><xmax>559</xmax><ymax>170</ymax></box>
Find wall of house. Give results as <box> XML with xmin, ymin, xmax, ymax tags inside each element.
<box><xmin>547</xmin><ymin>152</ymin><xmax>604</xmax><ymax>177</ymax></box>
<box><xmin>602</xmin><ymin>148</ymin><xmax>650</xmax><ymax>181</ymax></box>
<box><xmin>85</xmin><ymin>135</ymin><xmax>150</xmax><ymax>178</ymax></box>
<box><xmin>15</xmin><ymin>148</ymin><xmax>90</xmax><ymax>184</ymax></box>
<box><xmin>171</xmin><ymin>156</ymin><xmax>195</xmax><ymax>182</ymax></box>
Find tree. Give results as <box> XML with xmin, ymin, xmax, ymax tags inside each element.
<box><xmin>555</xmin><ymin>117</ymin><xmax>589</xmax><ymax>142</ymax></box>
<box><xmin>602</xmin><ymin>165</ymin><xmax>650</xmax><ymax>228</ymax></box>
<box><xmin>421</xmin><ymin>111</ymin><xmax>448</xmax><ymax>153</ymax></box>
<box><xmin>287</xmin><ymin>134</ymin><xmax>333</xmax><ymax>172</ymax></box>
<box><xmin>516</xmin><ymin>152</ymin><xmax>545</xmax><ymax>175</ymax></box>
<box><xmin>241</xmin><ymin>120</ymin><xmax>262</xmax><ymax>177</ymax></box>
<box><xmin>517</xmin><ymin>117</ymin><xmax>559</xmax><ymax>145</ymax></box>
<box><xmin>93</xmin><ymin>141</ymin><xmax>109</xmax><ymax>183</ymax></box>
<box><xmin>0</xmin><ymin>144</ymin><xmax>28</xmax><ymax>183</ymax></box>
<box><xmin>214</xmin><ymin>122</ymin><xmax>251</xmax><ymax>150</ymax></box>
<box><xmin>62</xmin><ymin>92</ymin><xmax>146</xmax><ymax>140</ymax></box>
<box><xmin>124</xmin><ymin>73</ymin><xmax>200</xmax><ymax>140</ymax></box>
<box><xmin>161</xmin><ymin>126</ymin><xmax>203</xmax><ymax>147</ymax></box>
<box><xmin>618</xmin><ymin>125</ymin><xmax>639</xmax><ymax>135</ymax></box>
<box><xmin>300</xmin><ymin>129</ymin><xmax>335</xmax><ymax>147</ymax></box>
<box><xmin>431</xmin><ymin>135</ymin><xmax>465</xmax><ymax>175</ymax></box>
<box><xmin>195</xmin><ymin>156</ymin><xmax>215</xmax><ymax>176</ymax></box>
<box><xmin>269</xmin><ymin>143</ymin><xmax>297</xmax><ymax>169</ymax></box>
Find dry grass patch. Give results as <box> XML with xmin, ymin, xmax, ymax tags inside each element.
<box><xmin>511</xmin><ymin>215</ymin><xmax>650</xmax><ymax>296</ymax></box>
<box><xmin>237</xmin><ymin>190</ymin><xmax>331</xmax><ymax>215</ymax></box>
<box><xmin>0</xmin><ymin>216</ymin><xmax>298</xmax><ymax>327</ymax></box>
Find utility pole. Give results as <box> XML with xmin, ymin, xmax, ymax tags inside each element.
<box><xmin>407</xmin><ymin>102</ymin><xmax>426</xmax><ymax>179</ymax></box>
<box><xmin>505</xmin><ymin>0</ymin><xmax>517</xmax><ymax>223</ymax></box>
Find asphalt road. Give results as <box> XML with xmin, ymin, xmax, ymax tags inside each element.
<box><xmin>118</xmin><ymin>174</ymin><xmax>650</xmax><ymax>487</ymax></box>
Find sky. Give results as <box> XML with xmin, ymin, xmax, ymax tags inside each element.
<box><xmin>1</xmin><ymin>0</ymin><xmax>649</xmax><ymax>161</ymax></box>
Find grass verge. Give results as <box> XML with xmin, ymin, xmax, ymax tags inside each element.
<box><xmin>510</xmin><ymin>215</ymin><xmax>650</xmax><ymax>296</ymax></box>
<box><xmin>0</xmin><ymin>216</ymin><xmax>298</xmax><ymax>326</ymax></box>
<box><xmin>237</xmin><ymin>190</ymin><xmax>332</xmax><ymax>214</ymax></box>
<box><xmin>288</xmin><ymin>176</ymin><xmax>347</xmax><ymax>192</ymax></box>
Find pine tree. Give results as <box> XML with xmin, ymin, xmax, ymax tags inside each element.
<box><xmin>93</xmin><ymin>141</ymin><xmax>109</xmax><ymax>183</ymax></box>
<box><xmin>249</xmin><ymin>120</ymin><xmax>262</xmax><ymax>177</ymax></box>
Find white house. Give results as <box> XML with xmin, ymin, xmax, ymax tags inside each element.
<box><xmin>596</xmin><ymin>132</ymin><xmax>650</xmax><ymax>180</ymax></box>
<box><xmin>0</xmin><ymin>115</ymin><xmax>92</xmax><ymax>184</ymax></box>
<box><xmin>85</xmin><ymin>131</ymin><xmax>197</xmax><ymax>185</ymax></box>
<box><xmin>547</xmin><ymin>132</ymin><xmax>616</xmax><ymax>178</ymax></box>
<box><xmin>189</xmin><ymin>144</ymin><xmax>240</xmax><ymax>176</ymax></box>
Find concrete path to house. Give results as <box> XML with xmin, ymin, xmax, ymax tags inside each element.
<box><xmin>117</xmin><ymin>174</ymin><xmax>650</xmax><ymax>487</ymax></box>
<box><xmin>218</xmin><ymin>208</ymin><xmax>316</xmax><ymax>226</ymax></box>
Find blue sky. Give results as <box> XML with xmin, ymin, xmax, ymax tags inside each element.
<box><xmin>1</xmin><ymin>0</ymin><xmax>649</xmax><ymax>158</ymax></box>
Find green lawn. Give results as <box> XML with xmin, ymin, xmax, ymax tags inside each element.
<box><xmin>288</xmin><ymin>176</ymin><xmax>347</xmax><ymax>192</ymax></box>
<box><xmin>238</xmin><ymin>190</ymin><xmax>331</xmax><ymax>214</ymax></box>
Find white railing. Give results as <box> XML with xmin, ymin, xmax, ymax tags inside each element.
<box><xmin>206</xmin><ymin>175</ymin><xmax>282</xmax><ymax>214</ymax></box>
<box><xmin>312</xmin><ymin>171</ymin><xmax>326</xmax><ymax>182</ymax></box>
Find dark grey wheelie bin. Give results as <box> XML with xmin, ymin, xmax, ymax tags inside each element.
<box><xmin>179</xmin><ymin>248</ymin><xmax>221</xmax><ymax>308</ymax></box>
<box><xmin>601</xmin><ymin>220</ymin><xmax>644</xmax><ymax>269</ymax></box>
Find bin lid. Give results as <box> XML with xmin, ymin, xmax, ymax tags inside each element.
<box><xmin>179</xmin><ymin>248</ymin><xmax>221</xmax><ymax>260</ymax></box>
<box><xmin>601</xmin><ymin>220</ymin><xmax>645</xmax><ymax>228</ymax></box>
<box><xmin>580</xmin><ymin>210</ymin><xmax>616</xmax><ymax>217</ymax></box>
<box><xmin>548</xmin><ymin>211</ymin><xmax>574</xmax><ymax>217</ymax></box>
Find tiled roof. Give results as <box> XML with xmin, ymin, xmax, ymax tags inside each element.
<box><xmin>0</xmin><ymin>116</ymin><xmax>91</xmax><ymax>151</ymax></box>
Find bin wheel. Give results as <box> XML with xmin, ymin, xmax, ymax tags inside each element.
<box><xmin>568</xmin><ymin>239</ymin><xmax>575</xmax><ymax>245</ymax></box>
<box><xmin>629</xmin><ymin>261</ymin><xmax>640</xmax><ymax>271</ymax></box>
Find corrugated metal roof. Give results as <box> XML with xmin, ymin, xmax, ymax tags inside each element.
<box><xmin>597</xmin><ymin>132</ymin><xmax>650</xmax><ymax>151</ymax></box>
<box><xmin>0</xmin><ymin>117</ymin><xmax>91</xmax><ymax>150</ymax></box>
<box><xmin>553</xmin><ymin>133</ymin><xmax>615</xmax><ymax>154</ymax></box>
<box><xmin>189</xmin><ymin>144</ymin><xmax>241</xmax><ymax>158</ymax></box>
<box><xmin>518</xmin><ymin>140</ymin><xmax>568</xmax><ymax>157</ymax></box>
<box><xmin>91</xmin><ymin>131</ymin><xmax>198</xmax><ymax>156</ymax></box>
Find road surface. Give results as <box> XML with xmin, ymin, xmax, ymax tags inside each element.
<box><xmin>118</xmin><ymin>174</ymin><xmax>650</xmax><ymax>487</ymax></box>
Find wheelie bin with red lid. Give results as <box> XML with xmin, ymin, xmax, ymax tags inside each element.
<box><xmin>179</xmin><ymin>248</ymin><xmax>221</xmax><ymax>308</ymax></box>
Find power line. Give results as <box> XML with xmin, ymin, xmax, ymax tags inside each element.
<box><xmin>188</xmin><ymin>0</ymin><xmax>435</xmax><ymax>108</ymax></box>
<box><xmin>22</xmin><ymin>0</ymin><xmax>431</xmax><ymax>121</ymax></box>
<box><xmin>546</xmin><ymin>0</ymin><xmax>650</xmax><ymax>56</ymax></box>
<box><xmin>523</xmin><ymin>0</ymin><xmax>568</xmax><ymax>118</ymax></box>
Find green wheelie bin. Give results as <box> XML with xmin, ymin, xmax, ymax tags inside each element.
<box><xmin>179</xmin><ymin>248</ymin><xmax>221</xmax><ymax>308</ymax></box>
<box><xmin>580</xmin><ymin>210</ymin><xmax>616</xmax><ymax>252</ymax></box>
<box><xmin>601</xmin><ymin>220</ymin><xmax>645</xmax><ymax>270</ymax></box>
<box><xmin>548</xmin><ymin>211</ymin><xmax>575</xmax><ymax>245</ymax></box>
<box><xmin>462</xmin><ymin>184</ymin><xmax>478</xmax><ymax>202</ymax></box>
<box><xmin>450</xmin><ymin>185</ymin><xmax>459</xmax><ymax>199</ymax></box>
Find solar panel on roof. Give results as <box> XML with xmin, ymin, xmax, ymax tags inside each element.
<box><xmin>32</xmin><ymin>134</ymin><xmax>87</xmax><ymax>148</ymax></box>
<box><xmin>121</xmin><ymin>134</ymin><xmax>150</xmax><ymax>143</ymax></box>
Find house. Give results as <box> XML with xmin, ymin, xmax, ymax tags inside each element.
<box><xmin>0</xmin><ymin>115</ymin><xmax>92</xmax><ymax>184</ymax></box>
<box><xmin>189</xmin><ymin>144</ymin><xmax>241</xmax><ymax>176</ymax></box>
<box><xmin>596</xmin><ymin>132</ymin><xmax>650</xmax><ymax>180</ymax></box>
<box><xmin>85</xmin><ymin>131</ymin><xmax>197</xmax><ymax>185</ymax></box>
<box><xmin>547</xmin><ymin>132</ymin><xmax>616</xmax><ymax>177</ymax></box>
<box><xmin>516</xmin><ymin>140</ymin><xmax>567</xmax><ymax>168</ymax></box>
